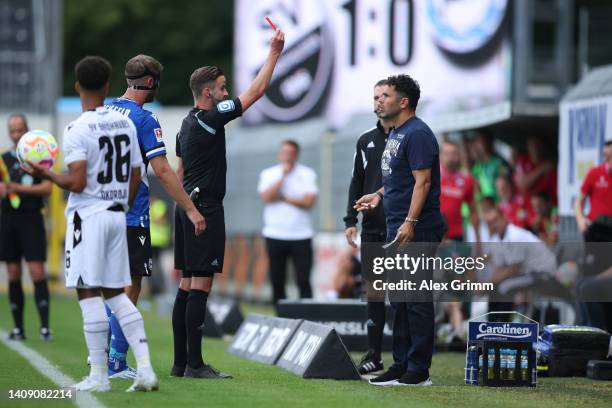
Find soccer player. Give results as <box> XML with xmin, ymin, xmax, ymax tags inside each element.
<box><xmin>0</xmin><ymin>113</ymin><xmax>52</xmax><ymax>341</ymax></box>
<box><xmin>104</xmin><ymin>55</ymin><xmax>205</xmax><ymax>378</ymax></box>
<box><xmin>343</xmin><ymin>80</ymin><xmax>391</xmax><ymax>376</ymax></box>
<box><xmin>356</xmin><ymin>74</ymin><xmax>445</xmax><ymax>386</ymax></box>
<box><xmin>25</xmin><ymin>56</ymin><xmax>158</xmax><ymax>392</ymax></box>
<box><xmin>172</xmin><ymin>27</ymin><xmax>285</xmax><ymax>379</ymax></box>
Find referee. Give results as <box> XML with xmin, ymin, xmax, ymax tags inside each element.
<box><xmin>356</xmin><ymin>74</ymin><xmax>445</xmax><ymax>386</ymax></box>
<box><xmin>1</xmin><ymin>113</ymin><xmax>52</xmax><ymax>341</ymax></box>
<box><xmin>343</xmin><ymin>79</ymin><xmax>390</xmax><ymax>375</ymax></box>
<box><xmin>171</xmin><ymin>28</ymin><xmax>285</xmax><ymax>379</ymax></box>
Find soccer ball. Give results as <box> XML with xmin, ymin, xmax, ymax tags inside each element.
<box><xmin>17</xmin><ymin>130</ymin><xmax>60</xmax><ymax>169</ymax></box>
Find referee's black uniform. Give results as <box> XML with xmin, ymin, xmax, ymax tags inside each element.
<box><xmin>173</xmin><ymin>97</ymin><xmax>242</xmax><ymax>378</ymax></box>
<box><xmin>0</xmin><ymin>150</ymin><xmax>50</xmax><ymax>338</ymax></box>
<box><xmin>343</xmin><ymin>121</ymin><xmax>388</xmax><ymax>370</ymax></box>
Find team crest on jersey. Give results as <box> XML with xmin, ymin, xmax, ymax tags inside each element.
<box><xmin>154</xmin><ymin>128</ymin><xmax>163</xmax><ymax>143</ymax></box>
<box><xmin>217</xmin><ymin>100</ymin><xmax>235</xmax><ymax>113</ymax></box>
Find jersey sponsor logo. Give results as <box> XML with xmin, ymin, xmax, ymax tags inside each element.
<box><xmin>154</xmin><ymin>128</ymin><xmax>163</xmax><ymax>143</ymax></box>
<box><xmin>217</xmin><ymin>100</ymin><xmax>235</xmax><ymax>113</ymax></box>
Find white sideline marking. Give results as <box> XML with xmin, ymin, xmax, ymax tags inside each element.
<box><xmin>0</xmin><ymin>329</ymin><xmax>106</xmax><ymax>408</ymax></box>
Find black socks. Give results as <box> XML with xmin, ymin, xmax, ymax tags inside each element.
<box><xmin>8</xmin><ymin>280</ymin><xmax>24</xmax><ymax>331</ymax></box>
<box><xmin>172</xmin><ymin>288</ymin><xmax>189</xmax><ymax>367</ymax></box>
<box><xmin>33</xmin><ymin>279</ymin><xmax>50</xmax><ymax>329</ymax></box>
<box><xmin>185</xmin><ymin>289</ymin><xmax>209</xmax><ymax>369</ymax></box>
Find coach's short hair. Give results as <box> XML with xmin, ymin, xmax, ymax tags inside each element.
<box><xmin>386</xmin><ymin>74</ymin><xmax>420</xmax><ymax>111</ymax></box>
<box><xmin>190</xmin><ymin>66</ymin><xmax>224</xmax><ymax>99</ymax></box>
<box><xmin>75</xmin><ymin>56</ymin><xmax>112</xmax><ymax>91</ymax></box>
<box><xmin>124</xmin><ymin>54</ymin><xmax>163</xmax><ymax>80</ymax></box>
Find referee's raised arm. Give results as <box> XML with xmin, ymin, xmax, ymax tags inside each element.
<box><xmin>238</xmin><ymin>28</ymin><xmax>285</xmax><ymax>112</ymax></box>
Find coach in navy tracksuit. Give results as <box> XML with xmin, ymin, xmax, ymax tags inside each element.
<box><xmin>355</xmin><ymin>74</ymin><xmax>444</xmax><ymax>386</ymax></box>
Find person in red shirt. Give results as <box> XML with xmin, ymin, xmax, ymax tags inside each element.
<box><xmin>496</xmin><ymin>174</ymin><xmax>534</xmax><ymax>229</ymax></box>
<box><xmin>514</xmin><ymin>136</ymin><xmax>557</xmax><ymax>205</ymax></box>
<box><xmin>575</xmin><ymin>140</ymin><xmax>612</xmax><ymax>235</ymax></box>
<box><xmin>440</xmin><ymin>141</ymin><xmax>479</xmax><ymax>241</ymax></box>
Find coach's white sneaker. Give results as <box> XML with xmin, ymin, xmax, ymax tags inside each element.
<box><xmin>74</xmin><ymin>376</ymin><xmax>111</xmax><ymax>392</ymax></box>
<box><xmin>126</xmin><ymin>367</ymin><xmax>159</xmax><ymax>392</ymax></box>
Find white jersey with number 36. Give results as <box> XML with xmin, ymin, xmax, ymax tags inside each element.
<box><xmin>63</xmin><ymin>107</ymin><xmax>142</xmax><ymax>220</ymax></box>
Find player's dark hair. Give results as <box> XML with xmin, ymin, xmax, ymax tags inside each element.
<box><xmin>190</xmin><ymin>66</ymin><xmax>225</xmax><ymax>99</ymax></box>
<box><xmin>386</xmin><ymin>74</ymin><xmax>420</xmax><ymax>111</ymax></box>
<box><xmin>7</xmin><ymin>113</ymin><xmax>28</xmax><ymax>129</ymax></box>
<box><xmin>281</xmin><ymin>140</ymin><xmax>300</xmax><ymax>155</ymax></box>
<box><xmin>374</xmin><ymin>79</ymin><xmax>388</xmax><ymax>87</ymax></box>
<box><xmin>75</xmin><ymin>56</ymin><xmax>112</xmax><ymax>91</ymax></box>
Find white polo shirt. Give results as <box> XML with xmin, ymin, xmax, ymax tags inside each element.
<box><xmin>486</xmin><ymin>223</ymin><xmax>557</xmax><ymax>276</ymax></box>
<box><xmin>257</xmin><ymin>163</ymin><xmax>318</xmax><ymax>240</ymax></box>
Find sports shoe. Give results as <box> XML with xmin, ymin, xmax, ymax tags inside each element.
<box><xmin>8</xmin><ymin>328</ymin><xmax>25</xmax><ymax>341</ymax></box>
<box><xmin>170</xmin><ymin>365</ymin><xmax>185</xmax><ymax>377</ymax></box>
<box><xmin>126</xmin><ymin>367</ymin><xmax>159</xmax><ymax>392</ymax></box>
<box><xmin>74</xmin><ymin>376</ymin><xmax>111</xmax><ymax>392</ymax></box>
<box><xmin>358</xmin><ymin>350</ymin><xmax>384</xmax><ymax>375</ymax></box>
<box><xmin>40</xmin><ymin>327</ymin><xmax>53</xmax><ymax>341</ymax></box>
<box><xmin>109</xmin><ymin>366</ymin><xmax>137</xmax><ymax>380</ymax></box>
<box><xmin>393</xmin><ymin>370</ymin><xmax>433</xmax><ymax>386</ymax></box>
<box><xmin>184</xmin><ymin>363</ymin><xmax>232</xmax><ymax>379</ymax></box>
<box><xmin>368</xmin><ymin>365</ymin><xmax>404</xmax><ymax>386</ymax></box>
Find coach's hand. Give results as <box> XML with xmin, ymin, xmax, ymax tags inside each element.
<box><xmin>354</xmin><ymin>193</ymin><xmax>380</xmax><ymax>212</ymax></box>
<box><xmin>396</xmin><ymin>221</ymin><xmax>415</xmax><ymax>250</ymax></box>
<box><xmin>187</xmin><ymin>206</ymin><xmax>206</xmax><ymax>236</ymax></box>
<box><xmin>270</xmin><ymin>28</ymin><xmax>285</xmax><ymax>55</ymax></box>
<box><xmin>345</xmin><ymin>226</ymin><xmax>358</xmax><ymax>248</ymax></box>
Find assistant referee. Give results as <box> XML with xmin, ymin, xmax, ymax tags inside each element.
<box><xmin>171</xmin><ymin>28</ymin><xmax>285</xmax><ymax>379</ymax></box>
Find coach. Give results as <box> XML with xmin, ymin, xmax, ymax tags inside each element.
<box><xmin>356</xmin><ymin>74</ymin><xmax>445</xmax><ymax>387</ymax></box>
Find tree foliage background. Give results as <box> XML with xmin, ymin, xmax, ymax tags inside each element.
<box><xmin>63</xmin><ymin>0</ymin><xmax>233</xmax><ymax>105</ymax></box>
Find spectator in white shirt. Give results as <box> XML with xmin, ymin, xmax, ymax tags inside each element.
<box><xmin>258</xmin><ymin>141</ymin><xmax>318</xmax><ymax>309</ymax></box>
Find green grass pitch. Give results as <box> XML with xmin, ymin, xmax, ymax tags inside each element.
<box><xmin>0</xmin><ymin>294</ymin><xmax>611</xmax><ymax>408</ymax></box>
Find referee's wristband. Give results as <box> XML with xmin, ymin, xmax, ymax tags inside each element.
<box><xmin>375</xmin><ymin>191</ymin><xmax>383</xmax><ymax>201</ymax></box>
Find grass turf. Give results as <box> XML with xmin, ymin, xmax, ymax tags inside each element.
<box><xmin>0</xmin><ymin>294</ymin><xmax>610</xmax><ymax>408</ymax></box>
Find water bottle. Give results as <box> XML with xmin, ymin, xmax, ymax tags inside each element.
<box><xmin>507</xmin><ymin>349</ymin><xmax>516</xmax><ymax>380</ymax></box>
<box><xmin>500</xmin><ymin>349</ymin><xmax>508</xmax><ymax>380</ymax></box>
<box><xmin>466</xmin><ymin>345</ymin><xmax>479</xmax><ymax>384</ymax></box>
<box><xmin>520</xmin><ymin>350</ymin><xmax>529</xmax><ymax>381</ymax></box>
<box><xmin>487</xmin><ymin>348</ymin><xmax>495</xmax><ymax>379</ymax></box>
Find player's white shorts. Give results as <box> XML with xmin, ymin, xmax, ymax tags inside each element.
<box><xmin>65</xmin><ymin>209</ymin><xmax>131</xmax><ymax>289</ymax></box>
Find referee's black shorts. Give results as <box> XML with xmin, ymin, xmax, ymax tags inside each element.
<box><xmin>0</xmin><ymin>210</ymin><xmax>47</xmax><ymax>262</ymax></box>
<box><xmin>127</xmin><ymin>226</ymin><xmax>153</xmax><ymax>277</ymax></box>
<box><xmin>174</xmin><ymin>203</ymin><xmax>225</xmax><ymax>278</ymax></box>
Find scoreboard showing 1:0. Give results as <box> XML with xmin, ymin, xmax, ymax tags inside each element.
<box><xmin>342</xmin><ymin>0</ymin><xmax>413</xmax><ymax>67</ymax></box>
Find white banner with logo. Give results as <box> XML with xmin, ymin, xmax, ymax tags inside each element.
<box><xmin>234</xmin><ymin>0</ymin><xmax>512</xmax><ymax>131</ymax></box>
<box><xmin>558</xmin><ymin>96</ymin><xmax>612</xmax><ymax>216</ymax></box>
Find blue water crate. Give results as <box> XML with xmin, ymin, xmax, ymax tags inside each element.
<box><xmin>464</xmin><ymin>312</ymin><xmax>538</xmax><ymax>387</ymax></box>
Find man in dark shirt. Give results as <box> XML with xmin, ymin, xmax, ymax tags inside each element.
<box><xmin>343</xmin><ymin>79</ymin><xmax>391</xmax><ymax>375</ymax></box>
<box><xmin>171</xmin><ymin>27</ymin><xmax>285</xmax><ymax>379</ymax></box>
<box><xmin>356</xmin><ymin>74</ymin><xmax>444</xmax><ymax>386</ymax></box>
<box><xmin>0</xmin><ymin>113</ymin><xmax>52</xmax><ymax>341</ymax></box>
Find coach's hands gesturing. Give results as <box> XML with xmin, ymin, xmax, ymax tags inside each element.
<box><xmin>186</xmin><ymin>206</ymin><xmax>206</xmax><ymax>236</ymax></box>
<box><xmin>354</xmin><ymin>193</ymin><xmax>381</xmax><ymax>212</ymax></box>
